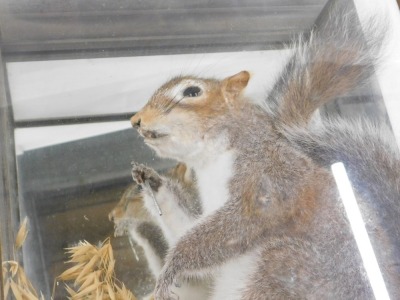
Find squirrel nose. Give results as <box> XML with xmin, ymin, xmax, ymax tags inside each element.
<box><xmin>108</xmin><ymin>212</ymin><xmax>115</xmax><ymax>222</ymax></box>
<box><xmin>130</xmin><ymin>115</ymin><xmax>141</xmax><ymax>128</ymax></box>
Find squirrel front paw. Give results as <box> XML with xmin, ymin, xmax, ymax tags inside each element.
<box><xmin>154</xmin><ymin>275</ymin><xmax>178</xmax><ymax>300</ymax></box>
<box><xmin>131</xmin><ymin>162</ymin><xmax>162</xmax><ymax>192</ymax></box>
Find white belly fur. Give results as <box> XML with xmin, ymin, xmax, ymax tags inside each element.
<box><xmin>194</xmin><ymin>150</ymin><xmax>235</xmax><ymax>217</ymax></box>
<box><xmin>128</xmin><ymin>227</ymin><xmax>163</xmax><ymax>278</ymax></box>
<box><xmin>193</xmin><ymin>149</ymin><xmax>259</xmax><ymax>300</ymax></box>
<box><xmin>142</xmin><ymin>186</ymin><xmax>194</xmax><ymax>246</ymax></box>
<box><xmin>211</xmin><ymin>249</ymin><xmax>260</xmax><ymax>300</ymax></box>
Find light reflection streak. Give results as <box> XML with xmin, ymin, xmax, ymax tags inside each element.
<box><xmin>331</xmin><ymin>162</ymin><xmax>390</xmax><ymax>300</ymax></box>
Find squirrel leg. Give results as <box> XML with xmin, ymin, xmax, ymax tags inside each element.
<box><xmin>154</xmin><ymin>199</ymin><xmax>267</xmax><ymax>299</ymax></box>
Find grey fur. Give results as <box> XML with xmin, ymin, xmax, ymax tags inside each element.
<box><xmin>131</xmin><ymin>0</ymin><xmax>400</xmax><ymax>299</ymax></box>
<box><xmin>131</xmin><ymin>163</ymin><xmax>202</xmax><ymax>220</ymax></box>
<box><xmin>164</xmin><ymin>178</ymin><xmax>202</xmax><ymax>219</ymax></box>
<box><xmin>137</xmin><ymin>221</ymin><xmax>169</xmax><ymax>262</ymax></box>
<box><xmin>283</xmin><ymin>119</ymin><xmax>400</xmax><ymax>298</ymax></box>
<box><xmin>265</xmin><ymin>0</ymin><xmax>385</xmax><ymax>126</ymax></box>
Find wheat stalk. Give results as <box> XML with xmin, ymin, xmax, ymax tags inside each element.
<box><xmin>14</xmin><ymin>217</ymin><xmax>28</xmax><ymax>251</ymax></box>
<box><xmin>58</xmin><ymin>238</ymin><xmax>137</xmax><ymax>300</ymax></box>
<box><xmin>3</xmin><ymin>217</ymin><xmax>138</xmax><ymax>300</ymax></box>
<box><xmin>2</xmin><ymin>217</ymin><xmax>44</xmax><ymax>300</ymax></box>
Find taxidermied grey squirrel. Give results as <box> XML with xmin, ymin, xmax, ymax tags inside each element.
<box><xmin>108</xmin><ymin>182</ymin><xmax>168</xmax><ymax>279</ymax></box>
<box><xmin>110</xmin><ymin>163</ymin><xmax>211</xmax><ymax>300</ymax></box>
<box><xmin>129</xmin><ymin>0</ymin><xmax>400</xmax><ymax>298</ymax></box>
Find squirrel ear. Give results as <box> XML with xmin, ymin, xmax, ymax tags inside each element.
<box><xmin>222</xmin><ymin>71</ymin><xmax>250</xmax><ymax>103</ymax></box>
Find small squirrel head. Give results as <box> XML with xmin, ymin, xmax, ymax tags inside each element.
<box><xmin>130</xmin><ymin>71</ymin><xmax>250</xmax><ymax>161</ymax></box>
<box><xmin>108</xmin><ymin>183</ymin><xmax>150</xmax><ymax>225</ymax></box>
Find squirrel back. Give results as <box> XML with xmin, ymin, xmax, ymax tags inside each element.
<box><xmin>273</xmin><ymin>1</ymin><xmax>399</xmax><ymax>290</ymax></box>
<box><xmin>283</xmin><ymin>119</ymin><xmax>400</xmax><ymax>295</ymax></box>
<box><xmin>269</xmin><ymin>0</ymin><xmax>400</xmax><ymax>295</ymax></box>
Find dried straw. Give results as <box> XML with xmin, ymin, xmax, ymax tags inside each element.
<box><xmin>2</xmin><ymin>217</ymin><xmax>44</xmax><ymax>300</ymax></box>
<box><xmin>14</xmin><ymin>217</ymin><xmax>28</xmax><ymax>251</ymax></box>
<box><xmin>2</xmin><ymin>217</ymin><xmax>138</xmax><ymax>300</ymax></box>
<box><xmin>58</xmin><ymin>238</ymin><xmax>137</xmax><ymax>300</ymax></box>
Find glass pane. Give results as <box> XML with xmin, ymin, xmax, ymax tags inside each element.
<box><xmin>7</xmin><ymin>51</ymin><xmax>289</xmax><ymax>121</ymax></box>
<box><xmin>15</xmin><ymin>124</ymin><xmax>174</xmax><ymax>297</ymax></box>
<box><xmin>1</xmin><ymin>0</ymin><xmax>399</xmax><ymax>299</ymax></box>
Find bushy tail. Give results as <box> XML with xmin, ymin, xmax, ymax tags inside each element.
<box><xmin>266</xmin><ymin>0</ymin><xmax>384</xmax><ymax>126</ymax></box>
<box><xmin>284</xmin><ymin>119</ymin><xmax>400</xmax><ymax>296</ymax></box>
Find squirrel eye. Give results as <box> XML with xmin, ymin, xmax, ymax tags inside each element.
<box><xmin>183</xmin><ymin>86</ymin><xmax>201</xmax><ymax>98</ymax></box>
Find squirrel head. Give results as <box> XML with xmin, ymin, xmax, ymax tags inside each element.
<box><xmin>108</xmin><ymin>183</ymin><xmax>150</xmax><ymax>224</ymax></box>
<box><xmin>130</xmin><ymin>71</ymin><xmax>250</xmax><ymax>161</ymax></box>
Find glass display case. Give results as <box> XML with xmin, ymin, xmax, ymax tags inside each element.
<box><xmin>1</xmin><ymin>0</ymin><xmax>399</xmax><ymax>299</ymax></box>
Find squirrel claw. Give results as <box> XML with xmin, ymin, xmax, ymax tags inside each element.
<box><xmin>154</xmin><ymin>270</ymin><xmax>178</xmax><ymax>300</ymax></box>
<box><xmin>154</xmin><ymin>285</ymin><xmax>178</xmax><ymax>300</ymax></box>
<box><xmin>131</xmin><ymin>162</ymin><xmax>162</xmax><ymax>191</ymax></box>
<box><xmin>131</xmin><ymin>162</ymin><xmax>145</xmax><ymax>184</ymax></box>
